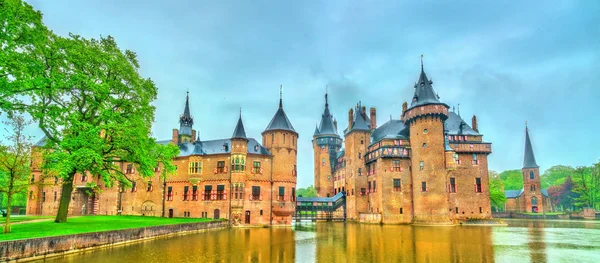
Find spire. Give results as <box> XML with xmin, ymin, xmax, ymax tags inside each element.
<box><xmin>279</xmin><ymin>85</ymin><xmax>283</xmax><ymax>108</ymax></box>
<box><xmin>523</xmin><ymin>123</ymin><xmax>539</xmax><ymax>169</ymax></box>
<box><xmin>232</xmin><ymin>110</ymin><xmax>247</xmax><ymax>139</ymax></box>
<box><xmin>183</xmin><ymin>91</ymin><xmax>191</xmax><ymax>117</ymax></box>
<box><xmin>317</xmin><ymin>89</ymin><xmax>338</xmax><ymax>136</ymax></box>
<box><xmin>179</xmin><ymin>91</ymin><xmax>193</xmax><ymax>136</ymax></box>
<box><xmin>313</xmin><ymin>123</ymin><xmax>320</xmax><ymax>136</ymax></box>
<box><xmin>408</xmin><ymin>55</ymin><xmax>447</xmax><ymax>110</ymax></box>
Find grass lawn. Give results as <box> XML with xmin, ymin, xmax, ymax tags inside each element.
<box><xmin>521</xmin><ymin>212</ymin><xmax>566</xmax><ymax>215</ymax></box>
<box><xmin>1</xmin><ymin>215</ymin><xmax>53</xmax><ymax>224</ymax></box>
<box><xmin>0</xmin><ymin>215</ymin><xmax>216</xmax><ymax>241</ymax></box>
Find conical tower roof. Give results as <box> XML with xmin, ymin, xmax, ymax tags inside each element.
<box><xmin>179</xmin><ymin>91</ymin><xmax>193</xmax><ymax>136</ymax></box>
<box><xmin>523</xmin><ymin>125</ymin><xmax>539</xmax><ymax>169</ymax></box>
<box><xmin>317</xmin><ymin>92</ymin><xmax>338</xmax><ymax>136</ymax></box>
<box><xmin>232</xmin><ymin>111</ymin><xmax>247</xmax><ymax>139</ymax></box>
<box><xmin>408</xmin><ymin>56</ymin><xmax>447</xmax><ymax>110</ymax></box>
<box><xmin>264</xmin><ymin>86</ymin><xmax>296</xmax><ymax>133</ymax></box>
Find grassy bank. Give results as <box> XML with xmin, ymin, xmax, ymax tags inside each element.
<box><xmin>0</xmin><ymin>215</ymin><xmax>215</xmax><ymax>241</ymax></box>
<box><xmin>1</xmin><ymin>215</ymin><xmax>53</xmax><ymax>224</ymax></box>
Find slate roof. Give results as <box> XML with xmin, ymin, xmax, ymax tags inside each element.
<box><xmin>407</xmin><ymin>63</ymin><xmax>448</xmax><ymax>110</ymax></box>
<box><xmin>345</xmin><ymin>102</ymin><xmax>370</xmax><ymax>134</ymax></box>
<box><xmin>541</xmin><ymin>189</ymin><xmax>548</xmax><ymax>197</ymax></box>
<box><xmin>445</xmin><ymin>112</ymin><xmax>480</xmax><ymax>136</ymax></box>
<box><xmin>264</xmin><ymin>92</ymin><xmax>296</xmax><ymax>133</ymax></box>
<box><xmin>316</xmin><ymin>93</ymin><xmax>338</xmax><ymax>136</ymax></box>
<box><xmin>371</xmin><ymin>119</ymin><xmax>408</xmax><ymax>143</ymax></box>
<box><xmin>336</xmin><ymin>149</ymin><xmax>345</xmax><ymax>159</ymax></box>
<box><xmin>523</xmin><ymin>126</ymin><xmax>539</xmax><ymax>169</ymax></box>
<box><xmin>231</xmin><ymin>115</ymin><xmax>247</xmax><ymax>139</ymax></box>
<box><xmin>313</xmin><ymin>124</ymin><xmax>320</xmax><ymax>136</ymax></box>
<box><xmin>178</xmin><ymin>138</ymin><xmax>270</xmax><ymax>157</ymax></box>
<box><xmin>505</xmin><ymin>188</ymin><xmax>549</xmax><ymax>198</ymax></box>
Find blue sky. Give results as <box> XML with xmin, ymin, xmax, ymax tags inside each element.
<box><xmin>6</xmin><ymin>0</ymin><xmax>600</xmax><ymax>187</ymax></box>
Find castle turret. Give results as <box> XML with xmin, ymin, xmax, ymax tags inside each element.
<box><xmin>344</xmin><ymin>101</ymin><xmax>372</xmax><ymax>219</ymax></box>
<box><xmin>405</xmin><ymin>58</ymin><xmax>451</xmax><ymax>223</ymax></box>
<box><xmin>262</xmin><ymin>86</ymin><xmax>298</xmax><ymax>222</ymax></box>
<box><xmin>313</xmin><ymin>91</ymin><xmax>342</xmax><ymax>197</ymax></box>
<box><xmin>178</xmin><ymin>92</ymin><xmax>195</xmax><ymax>144</ymax></box>
<box><xmin>522</xmin><ymin>124</ymin><xmax>543</xmax><ymax>213</ymax></box>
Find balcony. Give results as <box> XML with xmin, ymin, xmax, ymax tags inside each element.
<box><xmin>272</xmin><ymin>202</ymin><xmax>295</xmax><ymax>216</ymax></box>
<box><xmin>365</xmin><ymin>146</ymin><xmax>410</xmax><ymax>163</ymax></box>
<box><xmin>450</xmin><ymin>142</ymin><xmax>492</xmax><ymax>154</ymax></box>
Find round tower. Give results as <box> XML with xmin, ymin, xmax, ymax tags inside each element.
<box><xmin>262</xmin><ymin>87</ymin><xmax>298</xmax><ymax>224</ymax></box>
<box><xmin>405</xmin><ymin>60</ymin><xmax>452</xmax><ymax>224</ymax></box>
<box><xmin>313</xmin><ymin>92</ymin><xmax>342</xmax><ymax>197</ymax></box>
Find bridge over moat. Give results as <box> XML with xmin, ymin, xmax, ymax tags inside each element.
<box><xmin>293</xmin><ymin>192</ymin><xmax>346</xmax><ymax>221</ymax></box>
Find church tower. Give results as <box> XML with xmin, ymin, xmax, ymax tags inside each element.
<box><xmin>173</xmin><ymin>92</ymin><xmax>196</xmax><ymax>144</ymax></box>
<box><xmin>313</xmin><ymin>92</ymin><xmax>342</xmax><ymax>197</ymax></box>
<box><xmin>522</xmin><ymin>124</ymin><xmax>543</xmax><ymax>213</ymax></box>
<box><xmin>262</xmin><ymin>87</ymin><xmax>298</xmax><ymax>224</ymax></box>
<box><xmin>405</xmin><ymin>59</ymin><xmax>451</xmax><ymax>223</ymax></box>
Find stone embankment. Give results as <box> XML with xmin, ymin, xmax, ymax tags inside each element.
<box><xmin>0</xmin><ymin>220</ymin><xmax>227</xmax><ymax>262</ymax></box>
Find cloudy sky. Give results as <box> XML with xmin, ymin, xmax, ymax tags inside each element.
<box><xmin>9</xmin><ymin>0</ymin><xmax>600</xmax><ymax>187</ymax></box>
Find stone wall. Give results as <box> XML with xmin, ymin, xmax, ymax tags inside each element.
<box><xmin>0</xmin><ymin>220</ymin><xmax>227</xmax><ymax>262</ymax></box>
<box><xmin>359</xmin><ymin>213</ymin><xmax>381</xmax><ymax>223</ymax></box>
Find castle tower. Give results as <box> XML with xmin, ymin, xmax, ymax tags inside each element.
<box><xmin>522</xmin><ymin>124</ymin><xmax>543</xmax><ymax>213</ymax></box>
<box><xmin>262</xmin><ymin>87</ymin><xmax>298</xmax><ymax>224</ymax></box>
<box><xmin>405</xmin><ymin>59</ymin><xmax>452</xmax><ymax>223</ymax></box>
<box><xmin>344</xmin><ymin>102</ymin><xmax>372</xmax><ymax>219</ymax></box>
<box><xmin>313</xmin><ymin>91</ymin><xmax>342</xmax><ymax>197</ymax></box>
<box><xmin>174</xmin><ymin>92</ymin><xmax>195</xmax><ymax>144</ymax></box>
<box><xmin>231</xmin><ymin>111</ymin><xmax>249</xmax><ymax>154</ymax></box>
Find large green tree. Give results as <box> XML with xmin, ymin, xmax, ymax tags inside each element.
<box><xmin>296</xmin><ymin>185</ymin><xmax>317</xmax><ymax>197</ymax></box>
<box><xmin>0</xmin><ymin>0</ymin><xmax>178</xmax><ymax>222</ymax></box>
<box><xmin>498</xmin><ymin>170</ymin><xmax>523</xmax><ymax>190</ymax></box>
<box><xmin>0</xmin><ymin>115</ymin><xmax>32</xmax><ymax>233</ymax></box>
<box><xmin>488</xmin><ymin>171</ymin><xmax>507</xmax><ymax>211</ymax></box>
<box><xmin>541</xmin><ymin>165</ymin><xmax>575</xmax><ymax>189</ymax></box>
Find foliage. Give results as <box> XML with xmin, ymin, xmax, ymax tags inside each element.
<box><xmin>488</xmin><ymin>171</ymin><xmax>507</xmax><ymax>211</ymax></box>
<box><xmin>541</xmin><ymin>165</ymin><xmax>575</xmax><ymax>189</ymax></box>
<box><xmin>0</xmin><ymin>115</ymin><xmax>32</xmax><ymax>233</ymax></box>
<box><xmin>498</xmin><ymin>170</ymin><xmax>523</xmax><ymax>190</ymax></box>
<box><xmin>547</xmin><ymin>176</ymin><xmax>579</xmax><ymax>211</ymax></box>
<box><xmin>0</xmin><ymin>215</ymin><xmax>213</xmax><ymax>241</ymax></box>
<box><xmin>296</xmin><ymin>185</ymin><xmax>317</xmax><ymax>197</ymax></box>
<box><xmin>572</xmin><ymin>165</ymin><xmax>600</xmax><ymax>210</ymax></box>
<box><xmin>0</xmin><ymin>0</ymin><xmax>179</xmax><ymax>223</ymax></box>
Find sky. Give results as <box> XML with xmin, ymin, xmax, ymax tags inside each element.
<box><xmin>4</xmin><ymin>0</ymin><xmax>600</xmax><ymax>188</ymax></box>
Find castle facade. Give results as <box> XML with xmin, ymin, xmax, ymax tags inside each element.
<box><xmin>313</xmin><ymin>62</ymin><xmax>493</xmax><ymax>224</ymax></box>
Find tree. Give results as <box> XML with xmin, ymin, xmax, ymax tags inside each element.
<box><xmin>573</xmin><ymin>165</ymin><xmax>599</xmax><ymax>210</ymax></box>
<box><xmin>541</xmin><ymin>165</ymin><xmax>575</xmax><ymax>189</ymax></box>
<box><xmin>0</xmin><ymin>115</ymin><xmax>32</xmax><ymax>233</ymax></box>
<box><xmin>296</xmin><ymin>185</ymin><xmax>317</xmax><ymax>197</ymax></box>
<box><xmin>498</xmin><ymin>170</ymin><xmax>523</xmax><ymax>190</ymax></box>
<box><xmin>1</xmin><ymin>0</ymin><xmax>178</xmax><ymax>222</ymax></box>
<box><xmin>488</xmin><ymin>171</ymin><xmax>507</xmax><ymax>211</ymax></box>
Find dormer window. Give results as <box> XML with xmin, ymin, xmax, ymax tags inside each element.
<box><xmin>223</xmin><ymin>143</ymin><xmax>229</xmax><ymax>152</ymax></box>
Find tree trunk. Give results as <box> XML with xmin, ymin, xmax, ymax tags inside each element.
<box><xmin>54</xmin><ymin>174</ymin><xmax>75</xmax><ymax>223</ymax></box>
<box><xmin>4</xmin><ymin>173</ymin><xmax>15</xmax><ymax>233</ymax></box>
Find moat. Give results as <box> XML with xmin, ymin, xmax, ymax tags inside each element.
<box><xmin>36</xmin><ymin>219</ymin><xmax>600</xmax><ymax>263</ymax></box>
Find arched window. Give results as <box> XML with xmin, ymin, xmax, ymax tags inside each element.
<box><xmin>530</xmin><ymin>171</ymin><xmax>534</xmax><ymax>180</ymax></box>
<box><xmin>531</xmin><ymin>196</ymin><xmax>538</xmax><ymax>205</ymax></box>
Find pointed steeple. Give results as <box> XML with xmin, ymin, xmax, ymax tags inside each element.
<box><xmin>408</xmin><ymin>55</ymin><xmax>446</xmax><ymax>110</ymax></box>
<box><xmin>279</xmin><ymin>85</ymin><xmax>283</xmax><ymax>108</ymax></box>
<box><xmin>317</xmin><ymin>90</ymin><xmax>338</xmax><ymax>136</ymax></box>
<box><xmin>264</xmin><ymin>86</ymin><xmax>296</xmax><ymax>133</ymax></box>
<box><xmin>523</xmin><ymin>123</ymin><xmax>539</xmax><ymax>169</ymax></box>
<box><xmin>313</xmin><ymin>123</ymin><xmax>320</xmax><ymax>136</ymax></box>
<box><xmin>232</xmin><ymin>109</ymin><xmax>247</xmax><ymax>139</ymax></box>
<box><xmin>179</xmin><ymin>91</ymin><xmax>194</xmax><ymax>136</ymax></box>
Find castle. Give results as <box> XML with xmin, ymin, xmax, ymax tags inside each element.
<box><xmin>504</xmin><ymin>125</ymin><xmax>550</xmax><ymax>213</ymax></box>
<box><xmin>313</xmin><ymin>61</ymin><xmax>493</xmax><ymax>224</ymax></box>
<box><xmin>27</xmin><ymin>90</ymin><xmax>298</xmax><ymax>226</ymax></box>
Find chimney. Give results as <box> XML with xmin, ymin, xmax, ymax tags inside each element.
<box><xmin>402</xmin><ymin>102</ymin><xmax>408</xmax><ymax>116</ymax></box>
<box><xmin>348</xmin><ymin>108</ymin><xmax>354</xmax><ymax>130</ymax></box>
<box><xmin>370</xmin><ymin>108</ymin><xmax>376</xmax><ymax>130</ymax></box>
<box><xmin>361</xmin><ymin>106</ymin><xmax>367</xmax><ymax>120</ymax></box>
<box><xmin>472</xmin><ymin>115</ymin><xmax>478</xmax><ymax>132</ymax></box>
<box><xmin>191</xmin><ymin>130</ymin><xmax>197</xmax><ymax>143</ymax></box>
<box><xmin>172</xmin><ymin>129</ymin><xmax>179</xmax><ymax>144</ymax></box>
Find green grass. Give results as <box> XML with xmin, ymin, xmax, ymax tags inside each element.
<box><xmin>1</xmin><ymin>215</ymin><xmax>53</xmax><ymax>224</ymax></box>
<box><xmin>521</xmin><ymin>212</ymin><xmax>566</xmax><ymax>215</ymax></box>
<box><xmin>0</xmin><ymin>215</ymin><xmax>215</xmax><ymax>241</ymax></box>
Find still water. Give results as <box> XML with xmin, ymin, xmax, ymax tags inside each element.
<box><xmin>38</xmin><ymin>220</ymin><xmax>600</xmax><ymax>263</ymax></box>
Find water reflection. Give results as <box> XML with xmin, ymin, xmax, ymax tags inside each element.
<box><xmin>37</xmin><ymin>220</ymin><xmax>600</xmax><ymax>263</ymax></box>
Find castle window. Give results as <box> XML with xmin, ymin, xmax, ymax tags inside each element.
<box><xmin>131</xmin><ymin>181</ymin><xmax>137</xmax><ymax>192</ymax></box>
<box><xmin>252</xmin><ymin>186</ymin><xmax>261</xmax><ymax>200</ymax></box>
<box><xmin>217</xmin><ymin>185</ymin><xmax>225</xmax><ymax>200</ymax></box>
<box><xmin>393</xmin><ymin>160</ymin><xmax>401</xmax><ymax>172</ymax></box>
<box><xmin>167</xmin><ymin>186</ymin><xmax>173</xmax><ymax>201</ymax></box>
<box><xmin>279</xmin><ymin>186</ymin><xmax>285</xmax><ymax>200</ymax></box>
<box><xmin>358</xmin><ymin>168</ymin><xmax>362</xmax><ymax>176</ymax></box>
<box><xmin>192</xmin><ymin>186</ymin><xmax>198</xmax><ymax>200</ymax></box>
<box><xmin>54</xmin><ymin>192</ymin><xmax>57</xmax><ymax>202</ymax></box>
<box><xmin>400</xmin><ymin>207</ymin><xmax>403</xmax><ymax>214</ymax></box>
<box><xmin>421</xmin><ymin>182</ymin><xmax>427</xmax><ymax>192</ymax></box>
<box><xmin>423</xmin><ymin>129</ymin><xmax>428</xmax><ymax>134</ymax></box>
<box><xmin>373</xmin><ymin>181</ymin><xmax>377</xmax><ymax>192</ymax></box>
<box><xmin>126</xmin><ymin>164</ymin><xmax>133</xmax><ymax>174</ymax></box>
<box><xmin>453</xmin><ymin>153</ymin><xmax>461</xmax><ymax>164</ymax></box>
<box><xmin>322</xmin><ymin>158</ymin><xmax>326</xmax><ymax>166</ymax></box>
<box><xmin>271</xmin><ymin>134</ymin><xmax>274</xmax><ymax>143</ymax></box>
<box><xmin>360</xmin><ymin>188</ymin><xmax>366</xmax><ymax>195</ymax></box>
<box><xmin>189</xmin><ymin>161</ymin><xmax>202</xmax><ymax>174</ymax></box>
<box><xmin>479</xmin><ymin>207</ymin><xmax>483</xmax><ymax>213</ymax></box>
<box><xmin>42</xmin><ymin>192</ymin><xmax>46</xmax><ymax>203</ymax></box>
<box><xmin>455</xmin><ymin>207</ymin><xmax>459</xmax><ymax>213</ymax></box>
<box><xmin>358</xmin><ymin>152</ymin><xmax>362</xmax><ymax>159</ymax></box>
<box><xmin>292</xmin><ymin>187</ymin><xmax>296</xmax><ymax>201</ymax></box>
<box><xmin>475</xmin><ymin>178</ymin><xmax>482</xmax><ymax>193</ymax></box>
<box><xmin>204</xmin><ymin>185</ymin><xmax>212</xmax><ymax>200</ymax></box>
<box><xmin>529</xmin><ymin>171</ymin><xmax>534</xmax><ymax>180</ymax></box>
<box><xmin>449</xmin><ymin>177</ymin><xmax>456</xmax><ymax>193</ymax></box>
<box><xmin>147</xmin><ymin>181</ymin><xmax>153</xmax><ymax>192</ymax></box>
<box><xmin>393</xmin><ymin>178</ymin><xmax>401</xmax><ymax>192</ymax></box>
<box><xmin>217</xmin><ymin>161</ymin><xmax>225</xmax><ymax>173</ymax></box>
<box><xmin>253</xmin><ymin>161</ymin><xmax>261</xmax><ymax>174</ymax></box>
<box><xmin>29</xmin><ymin>191</ymin><xmax>33</xmax><ymax>200</ymax></box>
<box><xmin>419</xmin><ymin>161</ymin><xmax>424</xmax><ymax>170</ymax></box>
<box><xmin>328</xmin><ymin>175</ymin><xmax>331</xmax><ymax>180</ymax></box>
<box><xmin>472</xmin><ymin>154</ymin><xmax>479</xmax><ymax>165</ymax></box>
<box><xmin>422</xmin><ymin>143</ymin><xmax>426</xmax><ymax>148</ymax></box>
<box><xmin>183</xmin><ymin>186</ymin><xmax>189</xmax><ymax>201</ymax></box>
<box><xmin>231</xmin><ymin>155</ymin><xmax>246</xmax><ymax>172</ymax></box>
<box><xmin>260</xmin><ymin>210</ymin><xmax>263</xmax><ymax>216</ymax></box>
<box><xmin>283</xmin><ymin>134</ymin><xmax>286</xmax><ymax>143</ymax></box>
<box><xmin>361</xmin><ymin>139</ymin><xmax>364</xmax><ymax>145</ymax></box>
